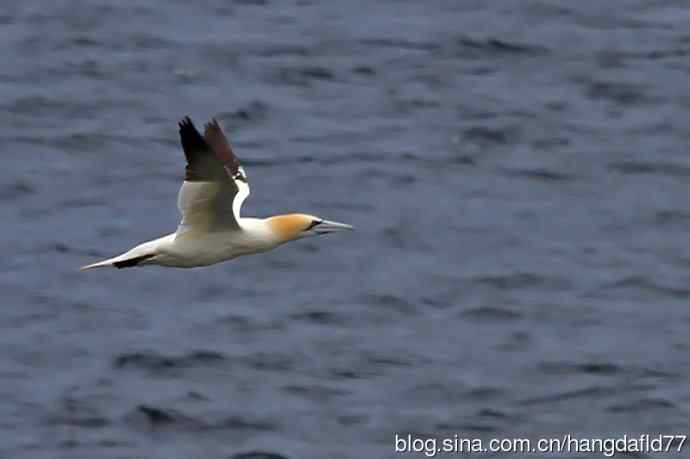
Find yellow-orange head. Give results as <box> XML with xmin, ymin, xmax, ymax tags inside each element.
<box><xmin>266</xmin><ymin>213</ymin><xmax>353</xmax><ymax>243</ymax></box>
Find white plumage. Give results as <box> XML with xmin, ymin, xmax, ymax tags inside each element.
<box><xmin>80</xmin><ymin>117</ymin><xmax>352</xmax><ymax>271</ymax></box>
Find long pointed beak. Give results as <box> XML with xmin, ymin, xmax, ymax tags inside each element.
<box><xmin>314</xmin><ymin>219</ymin><xmax>354</xmax><ymax>234</ymax></box>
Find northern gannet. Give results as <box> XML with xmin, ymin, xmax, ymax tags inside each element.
<box><xmin>80</xmin><ymin>117</ymin><xmax>353</xmax><ymax>271</ymax></box>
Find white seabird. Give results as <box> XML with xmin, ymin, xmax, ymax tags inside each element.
<box><xmin>80</xmin><ymin>116</ymin><xmax>353</xmax><ymax>270</ymax></box>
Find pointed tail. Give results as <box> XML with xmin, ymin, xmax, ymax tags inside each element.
<box><xmin>79</xmin><ymin>258</ymin><xmax>117</xmax><ymax>271</ymax></box>
<box><xmin>80</xmin><ymin>253</ymin><xmax>156</xmax><ymax>271</ymax></box>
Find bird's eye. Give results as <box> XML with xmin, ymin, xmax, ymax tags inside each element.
<box><xmin>306</xmin><ymin>219</ymin><xmax>322</xmax><ymax>230</ymax></box>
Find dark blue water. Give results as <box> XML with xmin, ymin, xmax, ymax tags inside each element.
<box><xmin>3</xmin><ymin>1</ymin><xmax>690</xmax><ymax>458</ymax></box>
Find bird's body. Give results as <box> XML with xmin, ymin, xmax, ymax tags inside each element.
<box><xmin>80</xmin><ymin>117</ymin><xmax>352</xmax><ymax>271</ymax></box>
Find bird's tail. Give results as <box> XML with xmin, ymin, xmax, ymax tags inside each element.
<box><xmin>80</xmin><ymin>257</ymin><xmax>117</xmax><ymax>271</ymax></box>
<box><xmin>80</xmin><ymin>253</ymin><xmax>157</xmax><ymax>271</ymax></box>
<box><xmin>79</xmin><ymin>235</ymin><xmax>171</xmax><ymax>271</ymax></box>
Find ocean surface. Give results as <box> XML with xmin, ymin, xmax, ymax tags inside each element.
<box><xmin>3</xmin><ymin>1</ymin><xmax>690</xmax><ymax>458</ymax></box>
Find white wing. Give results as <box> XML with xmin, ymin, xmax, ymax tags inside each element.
<box><xmin>174</xmin><ymin>117</ymin><xmax>250</xmax><ymax>236</ymax></box>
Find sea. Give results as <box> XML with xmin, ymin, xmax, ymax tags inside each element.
<box><xmin>3</xmin><ymin>1</ymin><xmax>690</xmax><ymax>458</ymax></box>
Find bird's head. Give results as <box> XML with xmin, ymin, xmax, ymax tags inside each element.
<box><xmin>266</xmin><ymin>213</ymin><xmax>354</xmax><ymax>243</ymax></box>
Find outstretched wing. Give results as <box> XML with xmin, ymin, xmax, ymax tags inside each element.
<box><xmin>175</xmin><ymin>117</ymin><xmax>250</xmax><ymax>236</ymax></box>
<box><xmin>203</xmin><ymin>118</ymin><xmax>248</xmax><ymax>183</ymax></box>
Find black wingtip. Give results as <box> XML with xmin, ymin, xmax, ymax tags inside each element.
<box><xmin>113</xmin><ymin>253</ymin><xmax>156</xmax><ymax>269</ymax></box>
<box><xmin>179</xmin><ymin>116</ymin><xmax>194</xmax><ymax>129</ymax></box>
<box><xmin>205</xmin><ymin>117</ymin><xmax>222</xmax><ymax>130</ymax></box>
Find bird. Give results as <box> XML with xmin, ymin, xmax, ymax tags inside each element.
<box><xmin>80</xmin><ymin>116</ymin><xmax>353</xmax><ymax>271</ymax></box>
